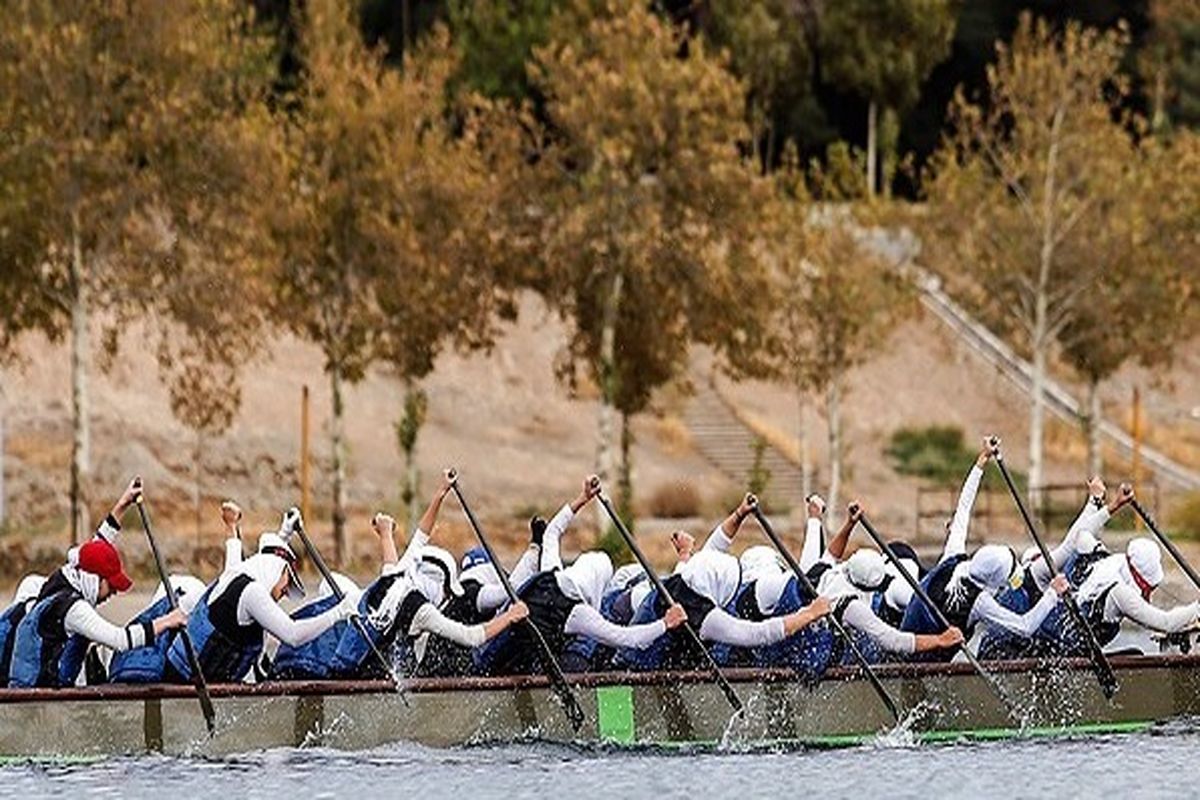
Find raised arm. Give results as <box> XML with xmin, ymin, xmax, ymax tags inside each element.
<box><xmin>220</xmin><ymin>501</ymin><xmax>245</xmax><ymax>572</ymax></box>
<box><xmin>94</xmin><ymin>476</ymin><xmax>143</xmax><ymax>546</ymax></box>
<box><xmin>543</xmin><ymin>476</ymin><xmax>601</xmax><ymax>571</ymax></box>
<box><xmin>705</xmin><ymin>494</ymin><xmax>757</xmax><ymax>553</ymax></box>
<box><xmin>943</xmin><ymin>440</ymin><xmax>992</xmax><ymax>561</ymax></box>
<box><xmin>798</xmin><ymin>494</ymin><xmax>827</xmax><ymax>571</ymax></box>
<box><xmin>826</xmin><ymin>501</ymin><xmax>862</xmax><ymax>562</ymax></box>
<box><xmin>370</xmin><ymin>513</ymin><xmax>400</xmax><ymax>567</ymax></box>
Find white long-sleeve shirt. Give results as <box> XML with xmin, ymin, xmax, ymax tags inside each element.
<box><xmin>64</xmin><ymin>600</ymin><xmax>152</xmax><ymax>652</ymax></box>
<box><xmin>540</xmin><ymin>503</ymin><xmax>576</xmax><ymax>572</ymax></box>
<box><xmin>476</xmin><ymin>545</ymin><xmax>543</xmax><ymax>614</ymax></box>
<box><xmin>799</xmin><ymin>518</ymin><xmax>825</xmax><ymax>572</ymax></box>
<box><xmin>840</xmin><ymin>598</ymin><xmax>916</xmax><ymax>654</ymax></box>
<box><xmin>943</xmin><ymin>465</ymin><xmax>984</xmax><ymax>561</ymax></box>
<box><xmin>409</xmin><ymin>603</ymin><xmax>487</xmax><ymax>648</ymax></box>
<box><xmin>968</xmin><ymin>587</ymin><xmax>1059</xmax><ymax>636</ymax></box>
<box><xmin>699</xmin><ymin>608</ymin><xmax>786</xmax><ymax>647</ymax></box>
<box><xmin>237</xmin><ymin>581</ymin><xmax>350</xmax><ymax>648</ymax></box>
<box><xmin>1099</xmin><ymin>584</ymin><xmax>1199</xmax><ymax>633</ymax></box>
<box><xmin>565</xmin><ymin>604</ymin><xmax>665</xmax><ymax>649</ymax></box>
<box><xmin>1029</xmin><ymin>503</ymin><xmax>1110</xmax><ymax>590</ymax></box>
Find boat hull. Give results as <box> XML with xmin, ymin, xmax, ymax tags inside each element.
<box><xmin>2</xmin><ymin>654</ymin><xmax>1199</xmax><ymax>757</ymax></box>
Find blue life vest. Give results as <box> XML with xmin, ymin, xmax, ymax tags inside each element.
<box><xmin>166</xmin><ymin>575</ymin><xmax>263</xmax><ymax>683</ymax></box>
<box><xmin>108</xmin><ymin>594</ymin><xmax>176</xmax><ymax>683</ymax></box>
<box><xmin>749</xmin><ymin>576</ymin><xmax>837</xmax><ymax>679</ymax></box>
<box><xmin>900</xmin><ymin>554</ymin><xmax>978</xmax><ymax>636</ymax></box>
<box><xmin>617</xmin><ymin>574</ymin><xmax>713</xmax><ymax>671</ymax></box>
<box><xmin>977</xmin><ymin>566</ymin><xmax>1042</xmax><ymax>660</ymax></box>
<box><xmin>0</xmin><ymin>599</ymin><xmax>35</xmax><ymax>688</ymax></box>
<box><xmin>269</xmin><ymin>593</ymin><xmax>347</xmax><ymax>680</ymax></box>
<box><xmin>331</xmin><ymin>573</ymin><xmax>425</xmax><ymax>678</ymax></box>
<box><xmin>8</xmin><ymin>588</ymin><xmax>90</xmax><ymax>688</ymax></box>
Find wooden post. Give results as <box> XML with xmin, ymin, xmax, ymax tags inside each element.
<box><xmin>1132</xmin><ymin>386</ymin><xmax>1142</xmax><ymax>531</ymax></box>
<box><xmin>301</xmin><ymin>385</ymin><xmax>311</xmax><ymax>526</ymax></box>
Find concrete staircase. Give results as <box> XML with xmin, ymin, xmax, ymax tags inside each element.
<box><xmin>683</xmin><ymin>381</ymin><xmax>807</xmax><ymax>509</ymax></box>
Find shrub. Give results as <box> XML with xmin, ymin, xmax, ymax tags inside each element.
<box><xmin>885</xmin><ymin>425</ymin><xmax>1023</xmax><ymax>490</ymax></box>
<box><xmin>647</xmin><ymin>481</ymin><xmax>702</xmax><ymax>519</ymax></box>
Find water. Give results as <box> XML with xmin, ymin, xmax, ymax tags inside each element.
<box><xmin>4</xmin><ymin>724</ymin><xmax>1200</xmax><ymax>800</ymax></box>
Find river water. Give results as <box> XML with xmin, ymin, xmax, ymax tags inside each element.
<box><xmin>4</xmin><ymin>720</ymin><xmax>1200</xmax><ymax>800</ymax></box>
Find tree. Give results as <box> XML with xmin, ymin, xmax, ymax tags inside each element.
<box><xmin>525</xmin><ymin>0</ymin><xmax>773</xmax><ymax>523</ymax></box>
<box><xmin>757</xmin><ymin>193</ymin><xmax>910</xmax><ymax>516</ymax></box>
<box><xmin>922</xmin><ymin>15</ymin><xmax>1141</xmax><ymax>506</ymax></box>
<box><xmin>369</xmin><ymin>30</ymin><xmax>525</xmax><ymax>531</ymax></box>
<box><xmin>0</xmin><ymin>0</ymin><xmax>278</xmax><ymax>541</ymax></box>
<box><xmin>705</xmin><ymin>0</ymin><xmax>814</xmax><ymax>170</ymax></box>
<box><xmin>1142</xmin><ymin>0</ymin><xmax>1200</xmax><ymax>130</ymax></box>
<box><xmin>447</xmin><ymin>0</ymin><xmax>558</xmax><ymax>101</ymax></box>
<box><xmin>1055</xmin><ymin>131</ymin><xmax>1200</xmax><ymax>476</ymax></box>
<box><xmin>819</xmin><ymin>0</ymin><xmax>958</xmax><ymax>196</ymax></box>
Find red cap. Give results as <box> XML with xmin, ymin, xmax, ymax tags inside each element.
<box><xmin>78</xmin><ymin>539</ymin><xmax>133</xmax><ymax>593</ymax></box>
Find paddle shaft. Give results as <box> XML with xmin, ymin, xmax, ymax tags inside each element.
<box><xmin>293</xmin><ymin>523</ymin><xmax>408</xmax><ymax>702</ymax></box>
<box><xmin>992</xmin><ymin>454</ymin><xmax>1118</xmax><ymax>698</ymax></box>
<box><xmin>134</xmin><ymin>498</ymin><xmax>216</xmax><ymax>734</ymax></box>
<box><xmin>449</xmin><ymin>481</ymin><xmax>585</xmax><ymax>732</ymax></box>
<box><xmin>857</xmin><ymin>512</ymin><xmax>1016</xmax><ymax>711</ymax></box>
<box><xmin>750</xmin><ymin>506</ymin><xmax>900</xmax><ymax>722</ymax></box>
<box><xmin>596</xmin><ymin>493</ymin><xmax>744</xmax><ymax>714</ymax></box>
<box><xmin>1132</xmin><ymin>500</ymin><xmax>1200</xmax><ymax>591</ymax></box>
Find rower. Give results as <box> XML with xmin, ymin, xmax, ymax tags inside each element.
<box><xmin>872</xmin><ymin>542</ymin><xmax>925</xmax><ymax>628</ymax></box>
<box><xmin>1036</xmin><ymin>490</ymin><xmax>1199</xmax><ymax>656</ymax></box>
<box><xmin>110</xmin><ymin>500</ymin><xmax>247</xmax><ymax>683</ymax></box>
<box><xmin>9</xmin><ymin>478</ymin><xmax>187</xmax><ymax>688</ymax></box>
<box><xmin>477</xmin><ymin>476</ymin><xmax>687</xmax><ymax>675</ymax></box>
<box><xmin>326</xmin><ymin>473</ymin><xmax>530</xmax><ymax>678</ymax></box>
<box><xmin>731</xmin><ymin>500</ymin><xmax>961</xmax><ymax>672</ymax></box>
<box><xmin>164</xmin><ymin>507</ymin><xmax>356</xmax><ymax>684</ymax></box>
<box><xmin>979</xmin><ymin>477</ymin><xmax>1132</xmax><ymax>659</ymax></box>
<box><xmin>0</xmin><ymin>575</ymin><xmax>46</xmax><ymax>687</ymax></box>
<box><xmin>899</xmin><ymin>440</ymin><xmax>1070</xmax><ymax>658</ymax></box>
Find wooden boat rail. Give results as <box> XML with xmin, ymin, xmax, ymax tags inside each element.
<box><xmin>2</xmin><ymin>652</ymin><xmax>1197</xmax><ymax>705</ymax></box>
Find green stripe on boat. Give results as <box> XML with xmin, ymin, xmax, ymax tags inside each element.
<box><xmin>597</xmin><ymin>685</ymin><xmax>635</xmax><ymax>744</ymax></box>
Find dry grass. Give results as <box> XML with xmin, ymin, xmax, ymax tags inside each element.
<box><xmin>645</xmin><ymin>481</ymin><xmax>702</xmax><ymax>518</ymax></box>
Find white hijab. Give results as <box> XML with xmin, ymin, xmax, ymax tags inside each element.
<box><xmin>62</xmin><ymin>546</ymin><xmax>100</xmax><ymax>606</ymax></box>
<box><xmin>946</xmin><ymin>545</ymin><xmax>1016</xmax><ymax>607</ymax></box>
<box><xmin>556</xmin><ymin>552</ymin><xmax>614</xmax><ymax>609</ymax></box>
<box><xmin>740</xmin><ymin>546</ymin><xmax>785</xmax><ymax>585</ymax></box>
<box><xmin>1078</xmin><ymin>540</ymin><xmax>1162</xmax><ymax>603</ymax></box>
<box><xmin>211</xmin><ymin>553</ymin><xmax>287</xmax><ymax>605</ymax></box>
<box><xmin>150</xmin><ymin>574</ymin><xmax>207</xmax><ymax>614</ymax></box>
<box><xmin>679</xmin><ymin>550</ymin><xmax>741</xmax><ymax>609</ymax></box>
<box><xmin>11</xmin><ymin>574</ymin><xmax>46</xmax><ymax>606</ymax></box>
<box><xmin>368</xmin><ymin>554</ymin><xmax>458</xmax><ymax>632</ymax></box>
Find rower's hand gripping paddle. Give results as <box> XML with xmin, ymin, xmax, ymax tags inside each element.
<box><xmin>134</xmin><ymin>484</ymin><xmax>217</xmax><ymax>735</ymax></box>
<box><xmin>988</xmin><ymin>437</ymin><xmax>1119</xmax><ymax>699</ymax></box>
<box><xmin>594</xmin><ymin>480</ymin><xmax>744</xmax><ymax>715</ymax></box>
<box><xmin>745</xmin><ymin>494</ymin><xmax>901</xmax><ymax>723</ymax></box>
<box><xmin>447</xmin><ymin>469</ymin><xmax>586</xmax><ymax>732</ymax></box>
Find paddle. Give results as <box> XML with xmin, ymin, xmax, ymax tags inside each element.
<box><xmin>447</xmin><ymin>471</ymin><xmax>585</xmax><ymax>732</ymax></box>
<box><xmin>133</xmin><ymin>489</ymin><xmax>216</xmax><ymax>735</ymax></box>
<box><xmin>856</xmin><ymin>511</ymin><xmax>1018</xmax><ymax>714</ymax></box>
<box><xmin>290</xmin><ymin>516</ymin><xmax>409</xmax><ymax>703</ymax></box>
<box><xmin>989</xmin><ymin>439</ymin><xmax>1119</xmax><ymax>699</ymax></box>
<box><xmin>747</xmin><ymin>497</ymin><xmax>901</xmax><ymax>723</ymax></box>
<box><xmin>596</xmin><ymin>485</ymin><xmax>744</xmax><ymax>715</ymax></box>
<box><xmin>1131</xmin><ymin>498</ymin><xmax>1200</xmax><ymax>592</ymax></box>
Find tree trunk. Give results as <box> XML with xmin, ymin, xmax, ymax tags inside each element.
<box><xmin>330</xmin><ymin>361</ymin><xmax>347</xmax><ymax>565</ymax></box>
<box><xmin>402</xmin><ymin>383</ymin><xmax>423</xmax><ymax>532</ymax></box>
<box><xmin>1152</xmin><ymin>66</ymin><xmax>1168</xmax><ymax>132</ymax></box>
<box><xmin>69</xmin><ymin>213</ymin><xmax>91</xmax><ymax>545</ymax></box>
<box><xmin>596</xmin><ymin>272</ymin><xmax>624</xmax><ymax>534</ymax></box>
<box><xmin>866</xmin><ymin>101</ymin><xmax>877</xmax><ymax>199</ymax></box>
<box><xmin>618</xmin><ymin>411</ymin><xmax>634</xmax><ymax>522</ymax></box>
<box><xmin>797</xmin><ymin>385</ymin><xmax>812</xmax><ymax>500</ymax></box>
<box><xmin>1085</xmin><ymin>377</ymin><xmax>1103</xmax><ymax>479</ymax></box>
<box><xmin>1029</xmin><ymin>333</ymin><xmax>1047</xmax><ymax>512</ymax></box>
<box><xmin>826</xmin><ymin>372</ymin><xmax>842</xmax><ymax>518</ymax></box>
